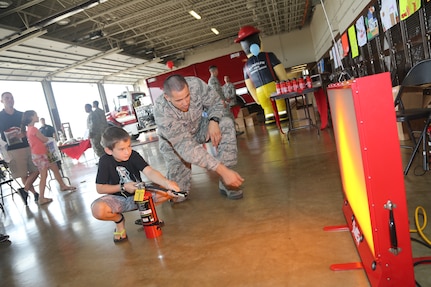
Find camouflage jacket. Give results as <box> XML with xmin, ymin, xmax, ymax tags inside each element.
<box><xmin>154</xmin><ymin>76</ymin><xmax>225</xmax><ymax>171</ymax></box>
<box><xmin>208</xmin><ymin>75</ymin><xmax>225</xmax><ymax>100</ymax></box>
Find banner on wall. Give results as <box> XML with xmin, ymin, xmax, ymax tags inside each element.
<box><xmin>380</xmin><ymin>0</ymin><xmax>399</xmax><ymax>31</ymax></box>
<box><xmin>348</xmin><ymin>25</ymin><xmax>359</xmax><ymax>59</ymax></box>
<box><xmin>399</xmin><ymin>0</ymin><xmax>421</xmax><ymax>20</ymax></box>
<box><xmin>365</xmin><ymin>6</ymin><xmax>379</xmax><ymax>41</ymax></box>
<box><xmin>356</xmin><ymin>16</ymin><xmax>367</xmax><ymax>47</ymax></box>
<box><xmin>341</xmin><ymin>33</ymin><xmax>350</xmax><ymax>58</ymax></box>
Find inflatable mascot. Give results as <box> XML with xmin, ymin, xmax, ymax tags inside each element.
<box><xmin>235</xmin><ymin>25</ymin><xmax>288</xmax><ymax>123</ymax></box>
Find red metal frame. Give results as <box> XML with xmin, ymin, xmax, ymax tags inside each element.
<box><xmin>327</xmin><ymin>73</ymin><xmax>416</xmax><ymax>286</ymax></box>
<box><xmin>145</xmin><ymin>51</ymin><xmax>251</xmax><ymax>104</ymax></box>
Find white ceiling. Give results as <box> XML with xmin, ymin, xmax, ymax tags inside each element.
<box><xmin>0</xmin><ymin>0</ymin><xmax>317</xmax><ymax>84</ymax></box>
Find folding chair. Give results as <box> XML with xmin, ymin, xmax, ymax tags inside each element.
<box><xmin>394</xmin><ymin>59</ymin><xmax>431</xmax><ymax>175</ymax></box>
<box><xmin>0</xmin><ymin>160</ymin><xmax>23</xmax><ymax>209</ymax></box>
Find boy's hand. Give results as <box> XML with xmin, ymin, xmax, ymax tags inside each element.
<box><xmin>164</xmin><ymin>179</ymin><xmax>180</xmax><ymax>192</ymax></box>
<box><xmin>124</xmin><ymin>182</ymin><xmax>138</xmax><ymax>194</ymax></box>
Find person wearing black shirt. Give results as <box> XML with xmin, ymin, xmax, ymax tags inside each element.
<box><xmin>0</xmin><ymin>92</ymin><xmax>39</xmax><ymax>205</ymax></box>
<box><xmin>91</xmin><ymin>126</ymin><xmax>181</xmax><ymax>243</ymax></box>
<box><xmin>39</xmin><ymin>117</ymin><xmax>56</xmax><ymax>139</ymax></box>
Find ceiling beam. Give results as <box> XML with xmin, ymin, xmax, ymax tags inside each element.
<box><xmin>102</xmin><ymin>57</ymin><xmax>162</xmax><ymax>82</ymax></box>
<box><xmin>46</xmin><ymin>47</ymin><xmax>123</xmax><ymax>79</ymax></box>
<box><xmin>0</xmin><ymin>29</ymin><xmax>47</xmax><ymax>52</ymax></box>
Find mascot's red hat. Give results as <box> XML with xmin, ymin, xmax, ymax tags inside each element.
<box><xmin>234</xmin><ymin>25</ymin><xmax>260</xmax><ymax>43</ymax></box>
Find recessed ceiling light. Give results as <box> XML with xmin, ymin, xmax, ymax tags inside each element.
<box><xmin>211</xmin><ymin>28</ymin><xmax>219</xmax><ymax>35</ymax></box>
<box><xmin>0</xmin><ymin>0</ymin><xmax>12</xmax><ymax>9</ymax></box>
<box><xmin>189</xmin><ymin>10</ymin><xmax>201</xmax><ymax>20</ymax></box>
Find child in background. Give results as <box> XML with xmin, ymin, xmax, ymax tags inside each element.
<box><xmin>91</xmin><ymin>126</ymin><xmax>180</xmax><ymax>243</ymax></box>
<box><xmin>21</xmin><ymin>110</ymin><xmax>76</xmax><ymax>205</ymax></box>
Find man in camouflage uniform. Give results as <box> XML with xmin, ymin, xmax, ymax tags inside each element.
<box><xmin>208</xmin><ymin>65</ymin><xmax>225</xmax><ymax>101</ymax></box>
<box><xmin>85</xmin><ymin>103</ymin><xmax>108</xmax><ymax>158</ymax></box>
<box><xmin>154</xmin><ymin>75</ymin><xmax>244</xmax><ymax>201</ymax></box>
<box><xmin>222</xmin><ymin>75</ymin><xmax>237</xmax><ymax>108</ymax></box>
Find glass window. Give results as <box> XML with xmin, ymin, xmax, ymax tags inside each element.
<box><xmin>52</xmin><ymin>82</ymin><xmax>100</xmax><ymax>140</ymax></box>
<box><xmin>0</xmin><ymin>81</ymin><xmax>50</xmax><ymax>129</ymax></box>
<box><xmin>103</xmin><ymin>84</ymin><xmax>134</xmax><ymax>112</ymax></box>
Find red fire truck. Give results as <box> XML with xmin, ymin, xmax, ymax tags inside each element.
<box><xmin>106</xmin><ymin>91</ymin><xmax>156</xmax><ymax>139</ymax></box>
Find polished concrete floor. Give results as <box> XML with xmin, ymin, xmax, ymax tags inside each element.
<box><xmin>1</xmin><ymin>121</ymin><xmax>431</xmax><ymax>287</ymax></box>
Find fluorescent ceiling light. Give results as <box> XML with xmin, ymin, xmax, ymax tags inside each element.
<box><xmin>211</xmin><ymin>28</ymin><xmax>219</xmax><ymax>35</ymax></box>
<box><xmin>189</xmin><ymin>10</ymin><xmax>201</xmax><ymax>20</ymax></box>
<box><xmin>0</xmin><ymin>0</ymin><xmax>12</xmax><ymax>9</ymax></box>
<box><xmin>57</xmin><ymin>18</ymin><xmax>70</xmax><ymax>25</ymax></box>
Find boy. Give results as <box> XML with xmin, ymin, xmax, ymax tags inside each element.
<box><xmin>91</xmin><ymin>126</ymin><xmax>180</xmax><ymax>243</ymax></box>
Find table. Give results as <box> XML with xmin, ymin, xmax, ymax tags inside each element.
<box><xmin>59</xmin><ymin>139</ymin><xmax>91</xmax><ymax>160</ymax></box>
<box><xmin>270</xmin><ymin>86</ymin><xmax>328</xmax><ymax>138</ymax></box>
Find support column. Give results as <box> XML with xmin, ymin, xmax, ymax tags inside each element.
<box><xmin>41</xmin><ymin>80</ymin><xmax>61</xmax><ymax>136</ymax></box>
<box><xmin>97</xmin><ymin>83</ymin><xmax>109</xmax><ymax>112</ymax></box>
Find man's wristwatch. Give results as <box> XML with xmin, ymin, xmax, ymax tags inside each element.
<box><xmin>209</xmin><ymin>117</ymin><xmax>220</xmax><ymax>123</ymax></box>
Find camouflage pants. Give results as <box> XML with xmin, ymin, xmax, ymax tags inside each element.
<box><xmin>90</xmin><ymin>133</ymin><xmax>105</xmax><ymax>158</ymax></box>
<box><xmin>159</xmin><ymin>116</ymin><xmax>237</xmax><ymax>192</ymax></box>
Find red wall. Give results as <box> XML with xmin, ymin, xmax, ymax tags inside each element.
<box><xmin>146</xmin><ymin>51</ymin><xmax>249</xmax><ymax>103</ymax></box>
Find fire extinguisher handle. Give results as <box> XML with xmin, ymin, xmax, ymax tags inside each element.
<box><xmin>145</xmin><ymin>184</ymin><xmax>188</xmax><ymax>198</ymax></box>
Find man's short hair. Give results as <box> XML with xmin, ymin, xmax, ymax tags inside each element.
<box><xmin>101</xmin><ymin>126</ymin><xmax>129</xmax><ymax>150</ymax></box>
<box><xmin>1</xmin><ymin>92</ymin><xmax>11</xmax><ymax>99</ymax></box>
<box><xmin>93</xmin><ymin>100</ymin><xmax>99</xmax><ymax>107</ymax></box>
<box><xmin>163</xmin><ymin>74</ymin><xmax>188</xmax><ymax>97</ymax></box>
<box><xmin>209</xmin><ymin>65</ymin><xmax>217</xmax><ymax>72</ymax></box>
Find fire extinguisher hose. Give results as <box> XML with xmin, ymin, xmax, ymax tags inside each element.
<box><xmin>410</xmin><ymin>206</ymin><xmax>431</xmax><ymax>246</ymax></box>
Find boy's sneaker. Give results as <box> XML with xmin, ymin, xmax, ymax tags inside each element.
<box><xmin>219</xmin><ymin>181</ymin><xmax>243</xmax><ymax>200</ymax></box>
<box><xmin>18</xmin><ymin>188</ymin><xmax>29</xmax><ymax>206</ymax></box>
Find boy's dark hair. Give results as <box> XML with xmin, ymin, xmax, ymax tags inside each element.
<box><xmin>101</xmin><ymin>126</ymin><xmax>130</xmax><ymax>150</ymax></box>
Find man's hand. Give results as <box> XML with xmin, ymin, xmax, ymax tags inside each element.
<box><xmin>206</xmin><ymin>120</ymin><xmax>222</xmax><ymax>148</ymax></box>
<box><xmin>216</xmin><ymin>164</ymin><xmax>244</xmax><ymax>188</ymax></box>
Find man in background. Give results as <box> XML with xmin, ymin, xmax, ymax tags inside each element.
<box><xmin>222</xmin><ymin>75</ymin><xmax>237</xmax><ymax>108</ymax></box>
<box><xmin>208</xmin><ymin>65</ymin><xmax>225</xmax><ymax>102</ymax></box>
<box><xmin>92</xmin><ymin>101</ymin><xmax>108</xmax><ymax>127</ymax></box>
<box><xmin>39</xmin><ymin>117</ymin><xmax>56</xmax><ymax>139</ymax></box>
<box><xmin>0</xmin><ymin>92</ymin><xmax>39</xmax><ymax>205</ymax></box>
<box><xmin>85</xmin><ymin>103</ymin><xmax>107</xmax><ymax>158</ymax></box>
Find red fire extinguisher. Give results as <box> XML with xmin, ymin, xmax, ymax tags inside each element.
<box><xmin>276</xmin><ymin>81</ymin><xmax>281</xmax><ymax>95</ymax></box>
<box><xmin>135</xmin><ymin>184</ymin><xmax>162</xmax><ymax>239</ymax></box>
<box><xmin>306</xmin><ymin>75</ymin><xmax>313</xmax><ymax>89</ymax></box>
<box><xmin>287</xmin><ymin>80</ymin><xmax>293</xmax><ymax>93</ymax></box>
<box><xmin>298</xmin><ymin>77</ymin><xmax>305</xmax><ymax>92</ymax></box>
<box><xmin>292</xmin><ymin>78</ymin><xmax>298</xmax><ymax>92</ymax></box>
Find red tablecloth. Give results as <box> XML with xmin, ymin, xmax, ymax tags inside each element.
<box><xmin>59</xmin><ymin>139</ymin><xmax>91</xmax><ymax>160</ymax></box>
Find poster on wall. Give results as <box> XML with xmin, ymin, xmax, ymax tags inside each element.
<box><xmin>348</xmin><ymin>25</ymin><xmax>359</xmax><ymax>59</ymax></box>
<box><xmin>365</xmin><ymin>6</ymin><xmax>379</xmax><ymax>40</ymax></box>
<box><xmin>331</xmin><ymin>42</ymin><xmax>342</xmax><ymax>69</ymax></box>
<box><xmin>341</xmin><ymin>33</ymin><xmax>350</xmax><ymax>58</ymax></box>
<box><xmin>356</xmin><ymin>16</ymin><xmax>367</xmax><ymax>47</ymax></box>
<box><xmin>399</xmin><ymin>0</ymin><xmax>421</xmax><ymax>20</ymax></box>
<box><xmin>380</xmin><ymin>0</ymin><xmax>399</xmax><ymax>31</ymax></box>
